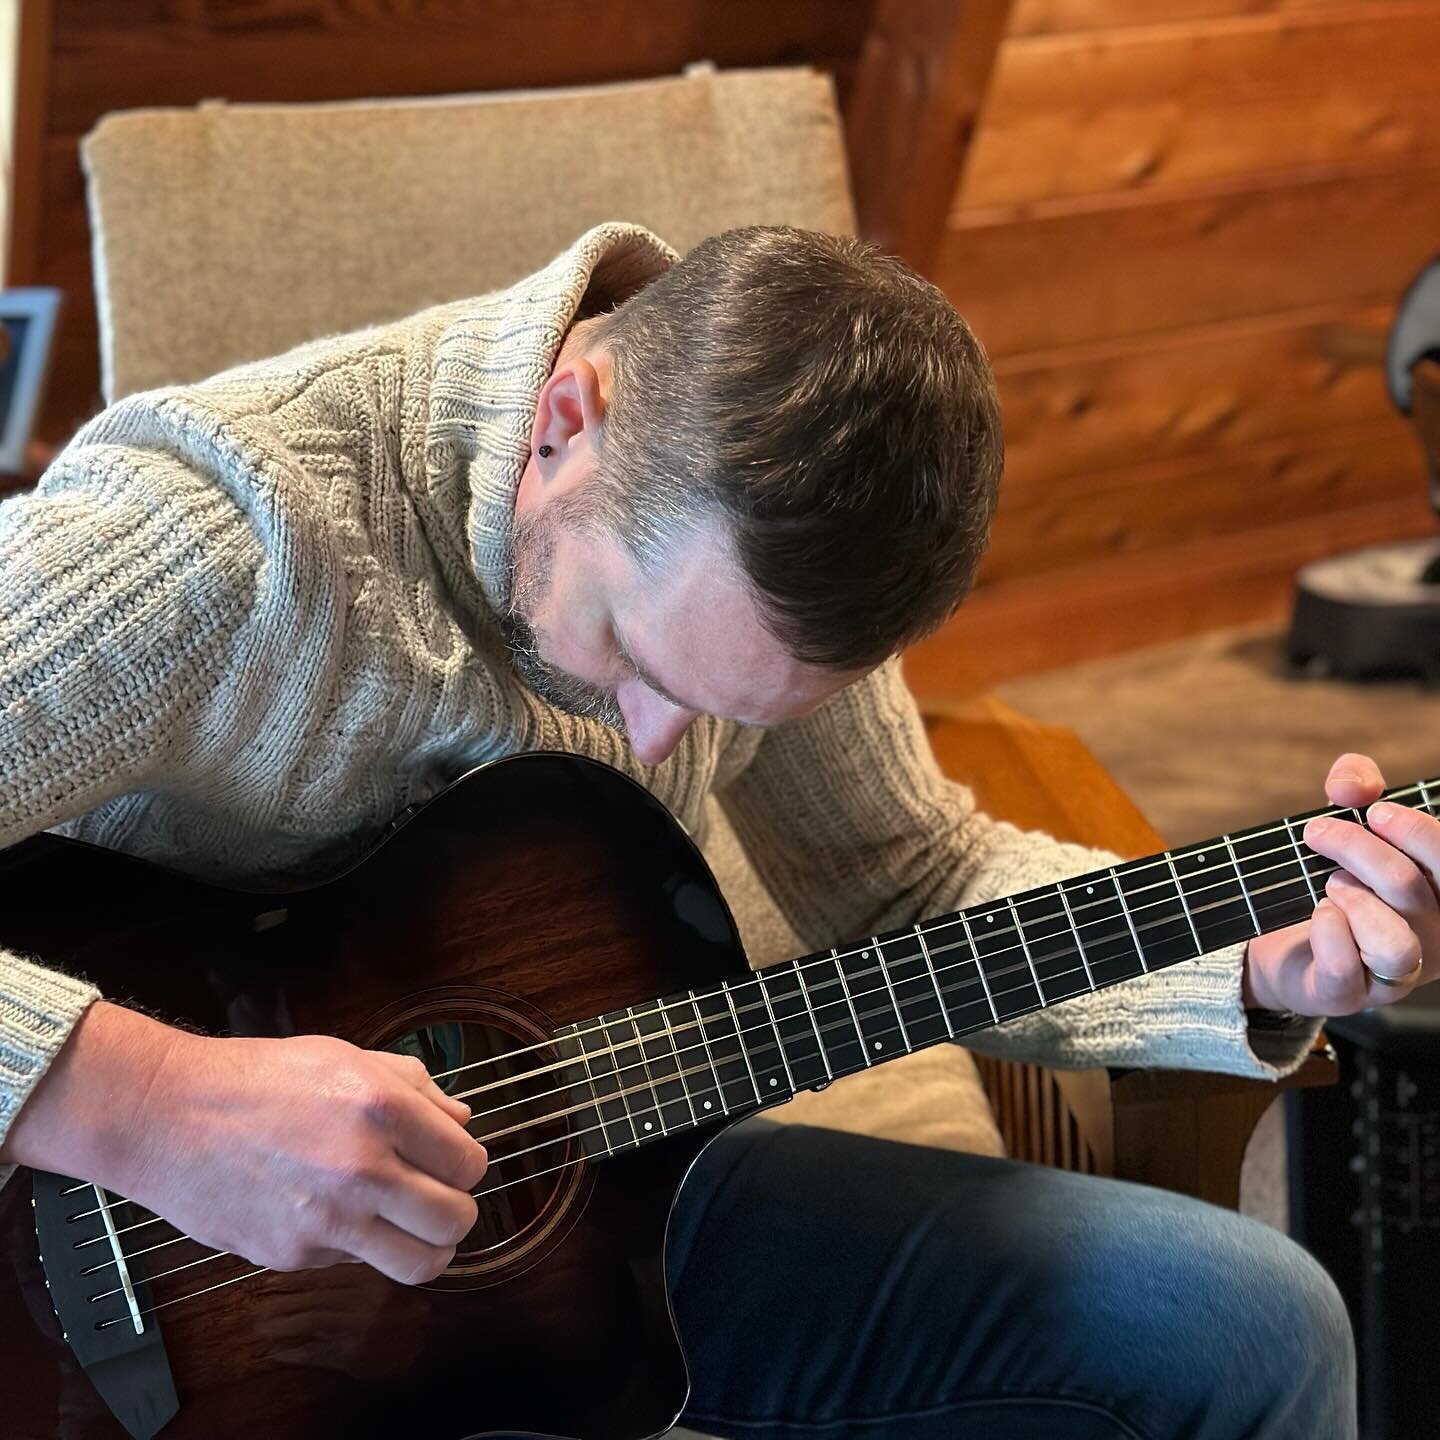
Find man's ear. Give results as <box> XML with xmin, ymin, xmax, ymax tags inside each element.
<box><xmin>530</xmin><ymin>356</ymin><xmax>606</xmax><ymax>462</ymax></box>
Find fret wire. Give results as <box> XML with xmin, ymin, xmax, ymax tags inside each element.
<box><xmin>573</xmin><ymin>1026</ymin><xmax>614</xmax><ymax>1157</ymax></box>
<box><xmin>1004</xmin><ymin>897</ymin><xmax>1047</xmax><ymax>1005</ymax></box>
<box><xmin>832</xmin><ymin>947</ymin><xmax>873</xmax><ymax>1064</ymax></box>
<box><xmin>1221</xmin><ymin>833</ymin><xmax>1262</xmax><ymax>936</ymax></box>
<box><xmin>871</xmin><ymin>938</ymin><xmax>913</xmax><ymax>1051</ymax></box>
<box><xmin>592</xmin><ymin>1018</ymin><xmax>642</xmax><ymax>1150</ymax></box>
<box><xmin>1163</xmin><ymin>852</ymin><xmax>1203</xmax><ymax>955</ymax></box>
<box><xmin>721</xmin><ymin>978</ymin><xmax>764</xmax><ymax>1104</ymax></box>
<box><xmin>915</xmin><ymin>923</ymin><xmax>956</xmax><ymax>1038</ymax></box>
<box><xmin>657</xmin><ymin>1001</ymin><xmax>698</xmax><ymax>1128</ymax></box>
<box><xmin>1053</xmin><ymin>882</ymin><xmax>1096</xmax><ymax>991</ymax></box>
<box><xmin>595</xmin><ymin>833</ymin><xmax>1335</xmax><ymax>1125</ymax></box>
<box><xmin>688</xmin><ymin>989</ymin><xmax>731</xmax><ymax>1117</ymax></box>
<box><xmin>754</xmin><ymin>972</ymin><xmax>798</xmax><ymax>1095</ymax></box>
<box><xmin>493</xmin><ymin>810</ymin><xmax>1425</xmax><ymax>1140</ymax></box>
<box><xmin>624</xmin><ymin>1007</ymin><xmax>666</xmax><ymax>1136</ymax></box>
<box><xmin>1107</xmin><ymin>865</ymin><xmax>1149</xmax><ymax>972</ymax></box>
<box><xmin>505</xmin><ymin>845</ymin><xmax>1328</xmax><ymax>1150</ymax></box>
<box><xmin>611</xmin><ymin>1016</ymin><xmax>646</xmax><ymax>1142</ymax></box>
<box><xmin>1419</xmin><ymin>779</ymin><xmax>1434</xmax><ymax>817</ymax></box>
<box><xmin>1285</xmin><ymin>818</ymin><xmax>1320</xmax><ymax>905</ymax></box>
<box><xmin>958</xmin><ymin>911</ymin><xmax>1000</xmax><ymax>1022</ymax></box>
<box><xmin>795</xmin><ymin>967</ymin><xmax>834</xmax><ymax>1081</ymax></box>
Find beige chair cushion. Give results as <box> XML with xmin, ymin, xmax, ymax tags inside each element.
<box><xmin>699</xmin><ymin>802</ymin><xmax>1005</xmax><ymax>1158</ymax></box>
<box><xmin>80</xmin><ymin>64</ymin><xmax>856</xmax><ymax>404</ymax></box>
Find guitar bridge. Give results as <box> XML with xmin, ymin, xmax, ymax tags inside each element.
<box><xmin>32</xmin><ymin>1169</ymin><xmax>178</xmax><ymax>1439</ymax></box>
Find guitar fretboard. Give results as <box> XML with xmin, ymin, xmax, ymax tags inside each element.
<box><xmin>554</xmin><ymin>778</ymin><xmax>1437</xmax><ymax>1157</ymax></box>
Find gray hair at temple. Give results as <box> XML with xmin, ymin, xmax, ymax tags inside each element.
<box><xmin>574</xmin><ymin>224</ymin><xmax>1004</xmax><ymax>672</ymax></box>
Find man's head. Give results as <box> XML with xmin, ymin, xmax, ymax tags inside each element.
<box><xmin>504</xmin><ymin>225</ymin><xmax>1004</xmax><ymax>765</ymax></box>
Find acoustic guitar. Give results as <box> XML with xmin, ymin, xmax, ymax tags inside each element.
<box><xmin>0</xmin><ymin>752</ymin><xmax>1425</xmax><ymax>1439</ymax></box>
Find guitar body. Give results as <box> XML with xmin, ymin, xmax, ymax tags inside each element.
<box><xmin>0</xmin><ymin>754</ymin><xmax>748</xmax><ymax>1440</ymax></box>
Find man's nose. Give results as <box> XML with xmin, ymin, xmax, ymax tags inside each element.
<box><xmin>617</xmin><ymin>680</ymin><xmax>697</xmax><ymax>766</ymax></box>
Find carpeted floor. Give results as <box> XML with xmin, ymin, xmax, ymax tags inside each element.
<box><xmin>996</xmin><ymin>621</ymin><xmax>1440</xmax><ymax>1230</ymax></box>
<box><xmin>995</xmin><ymin>622</ymin><xmax>1440</xmax><ymax>848</ymax></box>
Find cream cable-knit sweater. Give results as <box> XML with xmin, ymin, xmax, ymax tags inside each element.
<box><xmin>0</xmin><ymin>221</ymin><xmax>1316</xmax><ymax>1170</ymax></box>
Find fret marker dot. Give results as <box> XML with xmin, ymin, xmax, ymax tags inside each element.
<box><xmin>703</xmin><ymin>1101</ymin><xmax>713</xmax><ymax>1110</ymax></box>
<box><xmin>873</xmin><ymin>1040</ymin><xmax>883</xmax><ymax>1050</ymax></box>
<box><xmin>643</xmin><ymin>1121</ymin><xmax>653</xmax><ymax>1131</ymax></box>
<box><xmin>987</xmin><ymin>915</ymin><xmax>995</xmax><ymax>923</ymax></box>
<box><xmin>862</xmin><ymin>950</ymin><xmax>869</xmax><ymax>957</ymax></box>
<box><xmin>1198</xmin><ymin>854</ymin><xmax>1206</xmax><ymax>863</ymax></box>
<box><xmin>1086</xmin><ymin>886</ymin><xmax>1094</xmax><ymax>894</ymax></box>
<box><xmin>769</xmin><ymin>1077</ymin><xmax>778</xmax><ymax>1086</ymax></box>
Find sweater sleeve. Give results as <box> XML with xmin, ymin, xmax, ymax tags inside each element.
<box><xmin>719</xmin><ymin>658</ymin><xmax>1320</xmax><ymax>1080</ymax></box>
<box><xmin>0</xmin><ymin>441</ymin><xmax>262</xmax><ymax>1156</ymax></box>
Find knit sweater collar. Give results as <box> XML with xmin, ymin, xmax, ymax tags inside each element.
<box><xmin>427</xmin><ymin>222</ymin><xmax>678</xmax><ymax>619</ymax></box>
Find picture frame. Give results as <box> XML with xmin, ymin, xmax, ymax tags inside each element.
<box><xmin>0</xmin><ymin>288</ymin><xmax>62</xmax><ymax>474</ymax></box>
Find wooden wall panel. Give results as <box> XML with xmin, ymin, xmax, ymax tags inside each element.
<box><xmin>44</xmin><ymin>0</ymin><xmax>871</xmax><ymax>136</ymax></box>
<box><xmin>995</xmin><ymin>301</ymin><xmax>1395</xmax><ymax>488</ymax></box>
<box><xmin>982</xmin><ymin>416</ymin><xmax>1422</xmax><ymax>581</ymax></box>
<box><xmin>905</xmin><ymin>0</ymin><xmax>1440</xmax><ymax>693</ymax></box>
<box><xmin>944</xmin><ymin>162</ymin><xmax>1440</xmax><ymax>357</ymax></box>
<box><xmin>905</xmin><ymin>494</ymin><xmax>1436</xmax><ymax>694</ymax></box>
<box><xmin>967</xmin><ymin>3</ymin><xmax>1440</xmax><ymax>206</ymax></box>
<box><xmin>1010</xmin><ymin>0</ymin><xmax>1420</xmax><ymax>36</ymax></box>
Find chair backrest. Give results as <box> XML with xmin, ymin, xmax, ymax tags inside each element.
<box><xmin>79</xmin><ymin>64</ymin><xmax>855</xmax><ymax>403</ymax></box>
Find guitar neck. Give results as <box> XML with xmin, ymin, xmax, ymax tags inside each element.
<box><xmin>556</xmin><ymin>776</ymin><xmax>1439</xmax><ymax>1153</ymax></box>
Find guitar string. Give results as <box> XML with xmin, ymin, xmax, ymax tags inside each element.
<box><xmin>68</xmin><ymin>825</ymin><xmax>1345</xmax><ymax>1239</ymax></box>
<box><xmin>87</xmin><ymin>788</ymin><xmax>1433</xmax><ymax>1325</ymax></box>
<box><xmin>78</xmin><ymin>814</ymin><xmax>1403</xmax><ymax>1252</ymax></box>
<box><xmin>67</xmin><ymin>817</ymin><xmax>1342</xmax><ymax>1232</ymax></box>
<box><xmin>452</xmin><ymin>822</ymin><xmax>1369</xmax><ymax>1116</ymax></box>
<box><xmin>99</xmin><ymin>846</ymin><xmax>1345</xmax><ymax>1323</ymax></box>
<box><xmin>85</xmin><ymin>850</ymin><xmax>1343</xmax><ymax>1298</ymax></box>
<box><xmin>420</xmin><ymin>791</ymin><xmax>1417</xmax><ymax>1094</ymax></box>
<box><xmin>458</xmin><ymin>851</ymin><xmax>1352</xmax><ymax>1152</ymax></box>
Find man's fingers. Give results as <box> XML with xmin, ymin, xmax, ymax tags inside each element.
<box><xmin>390</xmin><ymin>1085</ymin><xmax>490</xmax><ymax>1191</ymax></box>
<box><xmin>1325</xmin><ymin>752</ymin><xmax>1386</xmax><ymax>807</ymax></box>
<box><xmin>348</xmin><ymin>1215</ymin><xmax>458</xmax><ymax>1286</ymax></box>
<box><xmin>1305</xmin><ymin>898</ymin><xmax>1371</xmax><ymax>1014</ymax></box>
<box><xmin>1324</xmin><ymin>871</ymin><xmax>1424</xmax><ymax>985</ymax></box>
<box><xmin>368</xmin><ymin>1049</ymin><xmax>472</xmax><ymax>1124</ymax></box>
<box><xmin>375</xmin><ymin>1165</ymin><xmax>480</xmax><ymax>1249</ymax></box>
<box><xmin>1365</xmin><ymin>798</ymin><xmax>1440</xmax><ymax>906</ymax></box>
<box><xmin>1302</xmin><ymin>811</ymin><xmax>1440</xmax><ymax>923</ymax></box>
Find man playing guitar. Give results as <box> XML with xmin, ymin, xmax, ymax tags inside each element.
<box><xmin>1</xmin><ymin>222</ymin><xmax>1431</xmax><ymax>1437</ymax></box>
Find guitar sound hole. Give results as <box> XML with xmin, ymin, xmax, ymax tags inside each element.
<box><xmin>387</xmin><ymin>1019</ymin><xmax>581</xmax><ymax>1266</ymax></box>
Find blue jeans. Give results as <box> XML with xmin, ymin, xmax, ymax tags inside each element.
<box><xmin>665</xmin><ymin>1118</ymin><xmax>1356</xmax><ymax>1439</ymax></box>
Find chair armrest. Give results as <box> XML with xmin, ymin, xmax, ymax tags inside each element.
<box><xmin>922</xmin><ymin>694</ymin><xmax>1164</xmax><ymax>856</ymax></box>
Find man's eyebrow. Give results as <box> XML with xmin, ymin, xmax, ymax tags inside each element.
<box><xmin>613</xmin><ymin>627</ymin><xmax>697</xmax><ymax>712</ymax></box>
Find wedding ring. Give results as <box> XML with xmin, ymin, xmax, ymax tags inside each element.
<box><xmin>1371</xmin><ymin>959</ymin><xmax>1424</xmax><ymax>989</ymax></box>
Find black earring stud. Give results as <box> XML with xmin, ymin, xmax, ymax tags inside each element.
<box><xmin>538</xmin><ymin>444</ymin><xmax>553</xmax><ymax>458</ymax></box>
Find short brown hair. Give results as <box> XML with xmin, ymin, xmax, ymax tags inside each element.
<box><xmin>583</xmin><ymin>225</ymin><xmax>1003</xmax><ymax>670</ymax></box>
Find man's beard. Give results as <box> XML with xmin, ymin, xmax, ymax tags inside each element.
<box><xmin>502</xmin><ymin>509</ymin><xmax>626</xmax><ymax>732</ymax></box>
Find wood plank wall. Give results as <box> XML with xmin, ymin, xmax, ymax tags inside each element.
<box><xmin>905</xmin><ymin>0</ymin><xmax>1440</xmax><ymax>695</ymax></box>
